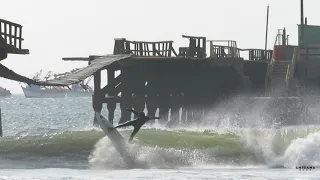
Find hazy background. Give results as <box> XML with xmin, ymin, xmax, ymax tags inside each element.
<box><xmin>0</xmin><ymin>0</ymin><xmax>318</xmax><ymax>94</ymax></box>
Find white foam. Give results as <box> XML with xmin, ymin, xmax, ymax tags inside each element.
<box><xmin>240</xmin><ymin>129</ymin><xmax>320</xmax><ymax>169</ymax></box>
<box><xmin>88</xmin><ymin>136</ymin><xmax>204</xmax><ymax>169</ymax></box>
<box><xmin>281</xmin><ymin>131</ymin><xmax>320</xmax><ymax>168</ymax></box>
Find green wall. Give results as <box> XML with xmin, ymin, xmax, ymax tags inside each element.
<box><xmin>298</xmin><ymin>24</ymin><xmax>320</xmax><ymax>45</ymax></box>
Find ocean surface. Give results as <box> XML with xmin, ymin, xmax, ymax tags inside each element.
<box><xmin>0</xmin><ymin>95</ymin><xmax>319</xmax><ymax>180</ymax></box>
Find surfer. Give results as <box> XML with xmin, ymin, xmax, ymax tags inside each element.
<box><xmin>109</xmin><ymin>108</ymin><xmax>160</xmax><ymax>142</ymax></box>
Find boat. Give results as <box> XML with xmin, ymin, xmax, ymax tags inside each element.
<box><xmin>54</xmin><ymin>68</ymin><xmax>93</xmax><ymax>97</ymax></box>
<box><xmin>21</xmin><ymin>70</ymin><xmax>68</xmax><ymax>98</ymax></box>
<box><xmin>21</xmin><ymin>84</ymin><xmax>68</xmax><ymax>98</ymax></box>
<box><xmin>67</xmin><ymin>83</ymin><xmax>93</xmax><ymax>97</ymax></box>
<box><xmin>0</xmin><ymin>86</ymin><xmax>11</xmax><ymax>98</ymax></box>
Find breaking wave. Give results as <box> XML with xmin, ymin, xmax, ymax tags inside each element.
<box><xmin>0</xmin><ymin>126</ymin><xmax>319</xmax><ymax>169</ymax></box>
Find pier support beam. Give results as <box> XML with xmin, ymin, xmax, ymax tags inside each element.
<box><xmin>132</xmin><ymin>65</ymin><xmax>146</xmax><ymax>118</ymax></box>
<box><xmin>180</xmin><ymin>93</ymin><xmax>187</xmax><ymax>123</ymax></box>
<box><xmin>145</xmin><ymin>73</ymin><xmax>158</xmax><ymax>125</ymax></box>
<box><xmin>146</xmin><ymin>93</ymin><xmax>158</xmax><ymax>125</ymax></box>
<box><xmin>107</xmin><ymin>69</ymin><xmax>117</xmax><ymax>124</ymax></box>
<box><xmin>185</xmin><ymin>100</ymin><xmax>193</xmax><ymax>123</ymax></box>
<box><xmin>119</xmin><ymin>69</ymin><xmax>133</xmax><ymax>124</ymax></box>
<box><xmin>167</xmin><ymin>93</ymin><xmax>182</xmax><ymax>127</ymax></box>
<box><xmin>158</xmin><ymin>92</ymin><xmax>170</xmax><ymax>125</ymax></box>
<box><xmin>93</xmin><ymin>70</ymin><xmax>102</xmax><ymax>125</ymax></box>
<box><xmin>132</xmin><ymin>93</ymin><xmax>145</xmax><ymax>118</ymax></box>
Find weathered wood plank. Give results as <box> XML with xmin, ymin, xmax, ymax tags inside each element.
<box><xmin>42</xmin><ymin>54</ymin><xmax>132</xmax><ymax>86</ymax></box>
<box><xmin>0</xmin><ymin>64</ymin><xmax>44</xmax><ymax>85</ymax></box>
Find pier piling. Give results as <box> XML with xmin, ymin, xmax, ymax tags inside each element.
<box><xmin>107</xmin><ymin>69</ymin><xmax>116</xmax><ymax>124</ymax></box>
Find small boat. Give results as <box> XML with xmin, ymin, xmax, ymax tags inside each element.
<box><xmin>0</xmin><ymin>86</ymin><xmax>11</xmax><ymax>98</ymax></box>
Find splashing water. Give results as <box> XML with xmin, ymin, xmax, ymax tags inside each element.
<box><xmin>1</xmin><ymin>95</ymin><xmax>320</xmax><ymax>171</ymax></box>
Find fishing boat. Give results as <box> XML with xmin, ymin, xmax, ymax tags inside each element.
<box><xmin>53</xmin><ymin>68</ymin><xmax>93</xmax><ymax>97</ymax></box>
<box><xmin>21</xmin><ymin>70</ymin><xmax>68</xmax><ymax>98</ymax></box>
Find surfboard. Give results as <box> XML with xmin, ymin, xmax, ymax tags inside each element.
<box><xmin>95</xmin><ymin>112</ymin><xmax>148</xmax><ymax>168</ymax></box>
<box><xmin>95</xmin><ymin>112</ymin><xmax>134</xmax><ymax>162</ymax></box>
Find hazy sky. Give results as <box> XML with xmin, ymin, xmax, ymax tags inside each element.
<box><xmin>0</xmin><ymin>0</ymin><xmax>318</xmax><ymax>93</ymax></box>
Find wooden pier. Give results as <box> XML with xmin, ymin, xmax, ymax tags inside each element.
<box><xmin>0</xmin><ymin>18</ymin><xmax>42</xmax><ymax>137</ymax></box>
<box><xmin>0</xmin><ymin>18</ymin><xmax>42</xmax><ymax>84</ymax></box>
<box><xmin>44</xmin><ymin>35</ymin><xmax>273</xmax><ymax>125</ymax></box>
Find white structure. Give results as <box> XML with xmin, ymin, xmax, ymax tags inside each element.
<box><xmin>66</xmin><ymin>84</ymin><xmax>93</xmax><ymax>97</ymax></box>
<box><xmin>21</xmin><ymin>84</ymin><xmax>68</xmax><ymax>98</ymax></box>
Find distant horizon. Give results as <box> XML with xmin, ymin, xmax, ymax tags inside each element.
<box><xmin>0</xmin><ymin>82</ymin><xmax>95</xmax><ymax>95</ymax></box>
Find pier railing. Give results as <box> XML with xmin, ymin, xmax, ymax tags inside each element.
<box><xmin>285</xmin><ymin>47</ymin><xmax>298</xmax><ymax>92</ymax></box>
<box><xmin>179</xmin><ymin>35</ymin><xmax>206</xmax><ymax>58</ymax></box>
<box><xmin>113</xmin><ymin>38</ymin><xmax>178</xmax><ymax>57</ymax></box>
<box><xmin>209</xmin><ymin>47</ymin><xmax>273</xmax><ymax>61</ymax></box>
<box><xmin>264</xmin><ymin>47</ymin><xmax>276</xmax><ymax>95</ymax></box>
<box><xmin>209</xmin><ymin>45</ymin><xmax>240</xmax><ymax>58</ymax></box>
<box><xmin>208</xmin><ymin>40</ymin><xmax>240</xmax><ymax>58</ymax></box>
<box><xmin>242</xmin><ymin>49</ymin><xmax>273</xmax><ymax>61</ymax></box>
<box><xmin>113</xmin><ymin>37</ymin><xmax>273</xmax><ymax>61</ymax></box>
<box><xmin>0</xmin><ymin>19</ymin><xmax>24</xmax><ymax>52</ymax></box>
<box><xmin>208</xmin><ymin>40</ymin><xmax>272</xmax><ymax>61</ymax></box>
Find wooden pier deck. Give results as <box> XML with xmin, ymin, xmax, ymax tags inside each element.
<box><xmin>40</xmin><ymin>35</ymin><xmax>273</xmax><ymax>126</ymax></box>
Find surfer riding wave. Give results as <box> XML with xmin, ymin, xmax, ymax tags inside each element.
<box><xmin>109</xmin><ymin>108</ymin><xmax>160</xmax><ymax>142</ymax></box>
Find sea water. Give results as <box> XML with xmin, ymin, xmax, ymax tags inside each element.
<box><xmin>0</xmin><ymin>95</ymin><xmax>319</xmax><ymax>180</ymax></box>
